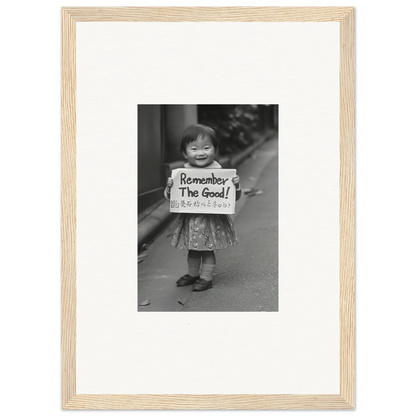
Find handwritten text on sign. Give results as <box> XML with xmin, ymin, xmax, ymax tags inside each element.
<box><xmin>170</xmin><ymin>168</ymin><xmax>236</xmax><ymax>214</ymax></box>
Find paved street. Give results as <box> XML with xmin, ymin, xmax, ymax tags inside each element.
<box><xmin>138</xmin><ymin>138</ymin><xmax>278</xmax><ymax>312</ymax></box>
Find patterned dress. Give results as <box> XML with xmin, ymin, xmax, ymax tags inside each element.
<box><xmin>169</xmin><ymin>161</ymin><xmax>239</xmax><ymax>251</ymax></box>
<box><xmin>171</xmin><ymin>213</ymin><xmax>238</xmax><ymax>251</ymax></box>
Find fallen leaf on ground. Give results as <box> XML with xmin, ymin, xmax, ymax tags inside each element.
<box><xmin>178</xmin><ymin>299</ymin><xmax>190</xmax><ymax>309</ymax></box>
<box><xmin>138</xmin><ymin>252</ymin><xmax>148</xmax><ymax>259</ymax></box>
<box><xmin>139</xmin><ymin>300</ymin><xmax>151</xmax><ymax>306</ymax></box>
<box><xmin>249</xmin><ymin>189</ymin><xmax>264</xmax><ymax>197</ymax></box>
<box><xmin>243</xmin><ymin>188</ymin><xmax>264</xmax><ymax>197</ymax></box>
<box><xmin>138</xmin><ymin>252</ymin><xmax>148</xmax><ymax>263</ymax></box>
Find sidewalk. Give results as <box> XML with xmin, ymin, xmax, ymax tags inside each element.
<box><xmin>138</xmin><ymin>138</ymin><xmax>278</xmax><ymax>312</ymax></box>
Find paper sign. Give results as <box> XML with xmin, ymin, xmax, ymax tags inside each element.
<box><xmin>170</xmin><ymin>168</ymin><xmax>236</xmax><ymax>214</ymax></box>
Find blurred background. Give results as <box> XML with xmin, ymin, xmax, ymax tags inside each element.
<box><xmin>138</xmin><ymin>104</ymin><xmax>278</xmax><ymax>219</ymax></box>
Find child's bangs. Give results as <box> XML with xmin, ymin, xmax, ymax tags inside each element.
<box><xmin>180</xmin><ymin>124</ymin><xmax>218</xmax><ymax>153</ymax></box>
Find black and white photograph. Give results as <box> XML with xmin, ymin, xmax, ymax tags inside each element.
<box><xmin>138</xmin><ymin>105</ymin><xmax>278</xmax><ymax>311</ymax></box>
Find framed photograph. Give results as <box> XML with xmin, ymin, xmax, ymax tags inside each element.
<box><xmin>62</xmin><ymin>7</ymin><xmax>354</xmax><ymax>409</ymax></box>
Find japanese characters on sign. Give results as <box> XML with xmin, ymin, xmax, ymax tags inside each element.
<box><xmin>170</xmin><ymin>168</ymin><xmax>236</xmax><ymax>214</ymax></box>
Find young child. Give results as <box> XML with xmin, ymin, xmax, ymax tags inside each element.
<box><xmin>165</xmin><ymin>124</ymin><xmax>242</xmax><ymax>292</ymax></box>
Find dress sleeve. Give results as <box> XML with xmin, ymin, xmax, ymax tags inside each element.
<box><xmin>235</xmin><ymin>188</ymin><xmax>242</xmax><ymax>201</ymax></box>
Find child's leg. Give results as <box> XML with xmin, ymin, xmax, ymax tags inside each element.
<box><xmin>176</xmin><ymin>250</ymin><xmax>201</xmax><ymax>286</ymax></box>
<box><xmin>192</xmin><ymin>251</ymin><xmax>215</xmax><ymax>291</ymax></box>
<box><xmin>200</xmin><ymin>251</ymin><xmax>216</xmax><ymax>282</ymax></box>
<box><xmin>187</xmin><ymin>250</ymin><xmax>202</xmax><ymax>277</ymax></box>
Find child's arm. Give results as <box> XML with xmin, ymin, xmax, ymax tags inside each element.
<box><xmin>164</xmin><ymin>177</ymin><xmax>173</xmax><ymax>200</ymax></box>
<box><xmin>232</xmin><ymin>175</ymin><xmax>242</xmax><ymax>201</ymax></box>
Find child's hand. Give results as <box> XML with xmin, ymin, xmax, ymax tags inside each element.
<box><xmin>166</xmin><ymin>177</ymin><xmax>173</xmax><ymax>188</ymax></box>
<box><xmin>232</xmin><ymin>175</ymin><xmax>240</xmax><ymax>189</ymax></box>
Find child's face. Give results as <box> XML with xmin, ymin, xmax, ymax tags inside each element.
<box><xmin>183</xmin><ymin>135</ymin><xmax>216</xmax><ymax>167</ymax></box>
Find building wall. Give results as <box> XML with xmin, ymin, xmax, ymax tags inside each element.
<box><xmin>163</xmin><ymin>105</ymin><xmax>198</xmax><ymax>163</ymax></box>
<box><xmin>138</xmin><ymin>105</ymin><xmax>164</xmax><ymax>214</ymax></box>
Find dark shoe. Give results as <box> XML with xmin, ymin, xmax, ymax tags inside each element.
<box><xmin>192</xmin><ymin>278</ymin><xmax>213</xmax><ymax>292</ymax></box>
<box><xmin>176</xmin><ymin>274</ymin><xmax>199</xmax><ymax>287</ymax></box>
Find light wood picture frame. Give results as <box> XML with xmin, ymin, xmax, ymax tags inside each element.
<box><xmin>62</xmin><ymin>7</ymin><xmax>355</xmax><ymax>410</ymax></box>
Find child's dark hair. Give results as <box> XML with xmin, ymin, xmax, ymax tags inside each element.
<box><xmin>180</xmin><ymin>124</ymin><xmax>219</xmax><ymax>154</ymax></box>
